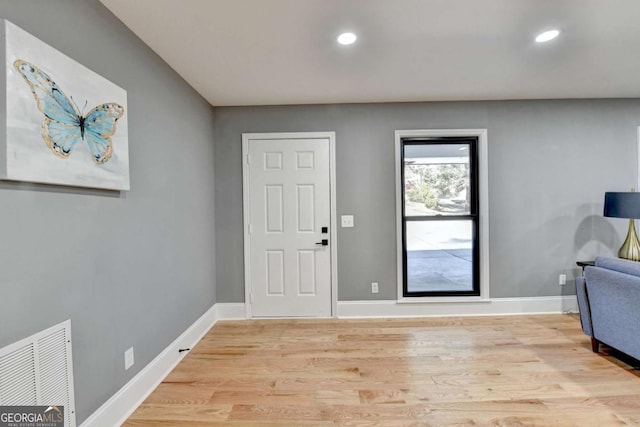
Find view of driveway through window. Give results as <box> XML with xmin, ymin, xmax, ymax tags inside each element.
<box><xmin>403</xmin><ymin>144</ymin><xmax>473</xmax><ymax>293</ymax></box>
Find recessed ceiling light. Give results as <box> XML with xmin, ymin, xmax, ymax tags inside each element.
<box><xmin>337</xmin><ymin>32</ymin><xmax>357</xmax><ymax>45</ymax></box>
<box><xmin>535</xmin><ymin>29</ymin><xmax>560</xmax><ymax>43</ymax></box>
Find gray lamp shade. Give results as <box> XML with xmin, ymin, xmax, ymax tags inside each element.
<box><xmin>604</xmin><ymin>192</ymin><xmax>640</xmax><ymax>219</ymax></box>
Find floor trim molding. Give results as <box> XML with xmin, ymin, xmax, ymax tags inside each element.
<box><xmin>213</xmin><ymin>297</ymin><xmax>578</xmax><ymax>320</ymax></box>
<box><xmin>214</xmin><ymin>302</ymin><xmax>247</xmax><ymax>320</ymax></box>
<box><xmin>80</xmin><ymin>303</ymin><xmax>219</xmax><ymax>427</ymax></box>
<box><xmin>337</xmin><ymin>296</ymin><xmax>578</xmax><ymax>318</ymax></box>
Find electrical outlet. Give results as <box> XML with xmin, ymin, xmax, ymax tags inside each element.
<box><xmin>124</xmin><ymin>347</ymin><xmax>134</xmax><ymax>370</ymax></box>
<box><xmin>559</xmin><ymin>274</ymin><xmax>567</xmax><ymax>286</ymax></box>
<box><xmin>371</xmin><ymin>282</ymin><xmax>379</xmax><ymax>293</ymax></box>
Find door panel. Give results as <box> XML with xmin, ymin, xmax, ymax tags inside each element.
<box><xmin>296</xmin><ymin>185</ymin><xmax>315</xmax><ymax>232</ymax></box>
<box><xmin>297</xmin><ymin>250</ymin><xmax>316</xmax><ymax>295</ymax></box>
<box><xmin>265</xmin><ymin>185</ymin><xmax>284</xmax><ymax>232</ymax></box>
<box><xmin>266</xmin><ymin>250</ymin><xmax>285</xmax><ymax>295</ymax></box>
<box><xmin>247</xmin><ymin>137</ymin><xmax>331</xmax><ymax>317</ymax></box>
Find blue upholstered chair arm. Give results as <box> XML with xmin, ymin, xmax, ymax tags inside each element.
<box><xmin>575</xmin><ymin>276</ymin><xmax>592</xmax><ymax>336</ymax></box>
<box><xmin>595</xmin><ymin>256</ymin><xmax>640</xmax><ymax>277</ymax></box>
<box><xmin>585</xmin><ymin>265</ymin><xmax>640</xmax><ymax>359</ymax></box>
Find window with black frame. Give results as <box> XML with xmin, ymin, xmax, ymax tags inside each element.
<box><xmin>401</xmin><ymin>137</ymin><xmax>480</xmax><ymax>297</ymax></box>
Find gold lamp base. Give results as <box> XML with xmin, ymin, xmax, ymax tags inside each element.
<box><xmin>618</xmin><ymin>219</ymin><xmax>640</xmax><ymax>262</ymax></box>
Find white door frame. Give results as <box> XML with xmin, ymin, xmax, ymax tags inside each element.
<box><xmin>242</xmin><ymin>131</ymin><xmax>338</xmax><ymax>318</ymax></box>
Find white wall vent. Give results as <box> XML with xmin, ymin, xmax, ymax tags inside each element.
<box><xmin>0</xmin><ymin>319</ymin><xmax>76</xmax><ymax>427</ymax></box>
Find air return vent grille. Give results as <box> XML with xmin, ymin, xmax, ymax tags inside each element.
<box><xmin>0</xmin><ymin>320</ymin><xmax>76</xmax><ymax>427</ymax></box>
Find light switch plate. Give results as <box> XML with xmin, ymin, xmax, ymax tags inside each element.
<box><xmin>341</xmin><ymin>215</ymin><xmax>354</xmax><ymax>228</ymax></box>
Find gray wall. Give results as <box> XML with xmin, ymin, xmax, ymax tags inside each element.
<box><xmin>0</xmin><ymin>0</ymin><xmax>216</xmax><ymax>423</ymax></box>
<box><xmin>214</xmin><ymin>100</ymin><xmax>640</xmax><ymax>302</ymax></box>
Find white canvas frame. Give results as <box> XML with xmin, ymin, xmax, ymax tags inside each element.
<box><xmin>0</xmin><ymin>20</ymin><xmax>129</xmax><ymax>190</ymax></box>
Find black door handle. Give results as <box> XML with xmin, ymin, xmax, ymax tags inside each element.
<box><xmin>315</xmin><ymin>239</ymin><xmax>329</xmax><ymax>246</ymax></box>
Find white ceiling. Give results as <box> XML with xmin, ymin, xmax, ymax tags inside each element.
<box><xmin>100</xmin><ymin>0</ymin><xmax>640</xmax><ymax>107</ymax></box>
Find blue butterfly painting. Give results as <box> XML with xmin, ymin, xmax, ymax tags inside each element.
<box><xmin>13</xmin><ymin>59</ymin><xmax>124</xmax><ymax>164</ymax></box>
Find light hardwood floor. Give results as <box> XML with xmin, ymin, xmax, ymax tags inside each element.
<box><xmin>124</xmin><ymin>315</ymin><xmax>640</xmax><ymax>426</ymax></box>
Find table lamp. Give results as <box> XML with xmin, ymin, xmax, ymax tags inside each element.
<box><xmin>604</xmin><ymin>192</ymin><xmax>640</xmax><ymax>261</ymax></box>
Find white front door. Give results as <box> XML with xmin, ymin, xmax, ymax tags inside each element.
<box><xmin>243</xmin><ymin>133</ymin><xmax>333</xmax><ymax>317</ymax></box>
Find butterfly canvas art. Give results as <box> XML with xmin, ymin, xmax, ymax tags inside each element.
<box><xmin>1</xmin><ymin>20</ymin><xmax>129</xmax><ymax>190</ymax></box>
<box><xmin>14</xmin><ymin>60</ymin><xmax>125</xmax><ymax>165</ymax></box>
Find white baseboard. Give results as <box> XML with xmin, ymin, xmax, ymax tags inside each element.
<box><xmin>214</xmin><ymin>302</ymin><xmax>247</xmax><ymax>320</ymax></box>
<box><xmin>214</xmin><ymin>296</ymin><xmax>578</xmax><ymax>320</ymax></box>
<box><xmin>80</xmin><ymin>303</ymin><xmax>219</xmax><ymax>427</ymax></box>
<box><xmin>337</xmin><ymin>296</ymin><xmax>579</xmax><ymax>318</ymax></box>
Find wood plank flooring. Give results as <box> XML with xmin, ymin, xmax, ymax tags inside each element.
<box><xmin>124</xmin><ymin>315</ymin><xmax>640</xmax><ymax>426</ymax></box>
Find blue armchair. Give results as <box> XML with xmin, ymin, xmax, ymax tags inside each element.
<box><xmin>575</xmin><ymin>256</ymin><xmax>640</xmax><ymax>359</ymax></box>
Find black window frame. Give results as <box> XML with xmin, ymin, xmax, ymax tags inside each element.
<box><xmin>401</xmin><ymin>137</ymin><xmax>480</xmax><ymax>297</ymax></box>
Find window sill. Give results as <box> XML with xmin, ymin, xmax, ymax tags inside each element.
<box><xmin>397</xmin><ymin>296</ymin><xmax>490</xmax><ymax>304</ymax></box>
